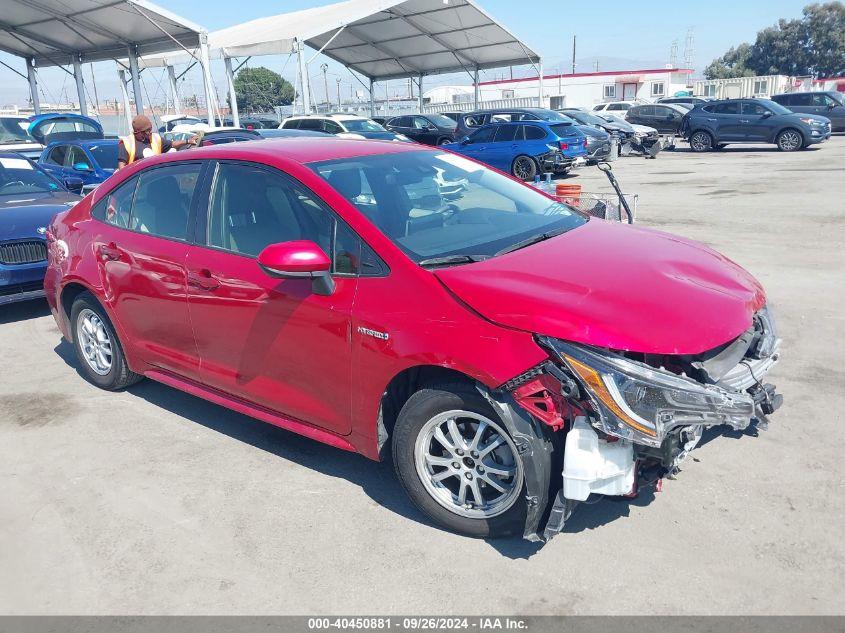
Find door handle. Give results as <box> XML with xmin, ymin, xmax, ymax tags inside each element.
<box><xmin>98</xmin><ymin>243</ymin><xmax>121</xmax><ymax>261</ymax></box>
<box><xmin>188</xmin><ymin>269</ymin><xmax>220</xmax><ymax>291</ymax></box>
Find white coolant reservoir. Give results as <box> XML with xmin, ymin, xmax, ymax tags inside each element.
<box><xmin>563</xmin><ymin>417</ymin><xmax>636</xmax><ymax>501</ymax></box>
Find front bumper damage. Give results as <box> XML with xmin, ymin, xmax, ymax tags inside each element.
<box><xmin>492</xmin><ymin>307</ymin><xmax>783</xmax><ymax>542</ymax></box>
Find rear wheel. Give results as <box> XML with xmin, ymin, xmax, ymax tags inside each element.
<box><xmin>437</xmin><ymin>137</ymin><xmax>452</xmax><ymax>146</ymax></box>
<box><xmin>512</xmin><ymin>155</ymin><xmax>538</xmax><ymax>181</ymax></box>
<box><xmin>392</xmin><ymin>386</ymin><xmax>526</xmax><ymax>538</ymax></box>
<box><xmin>776</xmin><ymin>128</ymin><xmax>803</xmax><ymax>151</ymax></box>
<box><xmin>71</xmin><ymin>293</ymin><xmax>141</xmax><ymax>391</ymax></box>
<box><xmin>689</xmin><ymin>130</ymin><xmax>714</xmax><ymax>152</ymax></box>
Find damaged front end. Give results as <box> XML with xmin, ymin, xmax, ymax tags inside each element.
<box><xmin>491</xmin><ymin>306</ymin><xmax>783</xmax><ymax>542</ymax></box>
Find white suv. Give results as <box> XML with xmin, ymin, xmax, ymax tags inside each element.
<box><xmin>281</xmin><ymin>114</ymin><xmax>409</xmax><ymax>141</ymax></box>
<box><xmin>591</xmin><ymin>101</ymin><xmax>643</xmax><ymax>119</ymax></box>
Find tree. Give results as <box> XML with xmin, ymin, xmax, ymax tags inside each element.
<box><xmin>233</xmin><ymin>66</ymin><xmax>295</xmax><ymax>112</ymax></box>
<box><xmin>705</xmin><ymin>2</ymin><xmax>845</xmax><ymax>79</ymax></box>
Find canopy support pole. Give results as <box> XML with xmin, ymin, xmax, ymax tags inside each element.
<box><xmin>223</xmin><ymin>56</ymin><xmax>240</xmax><ymax>128</ymax></box>
<box><xmin>127</xmin><ymin>45</ymin><xmax>144</xmax><ymax>116</ymax></box>
<box><xmin>167</xmin><ymin>65</ymin><xmax>182</xmax><ymax>114</ymax></box>
<box><xmin>26</xmin><ymin>58</ymin><xmax>41</xmax><ymax>115</ymax></box>
<box><xmin>198</xmin><ymin>32</ymin><xmax>216</xmax><ymax>125</ymax></box>
<box><xmin>73</xmin><ymin>57</ymin><xmax>88</xmax><ymax>116</ymax></box>
<box><xmin>473</xmin><ymin>67</ymin><xmax>480</xmax><ymax>110</ymax></box>
<box><xmin>296</xmin><ymin>39</ymin><xmax>311</xmax><ymax>115</ymax></box>
<box><xmin>117</xmin><ymin>69</ymin><xmax>132</xmax><ymax>131</ymax></box>
<box><xmin>417</xmin><ymin>73</ymin><xmax>423</xmax><ymax>112</ymax></box>
<box><xmin>369</xmin><ymin>78</ymin><xmax>375</xmax><ymax>118</ymax></box>
<box><xmin>538</xmin><ymin>59</ymin><xmax>544</xmax><ymax>108</ymax></box>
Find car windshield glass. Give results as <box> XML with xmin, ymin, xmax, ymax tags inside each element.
<box><xmin>343</xmin><ymin>119</ymin><xmax>386</xmax><ymax>132</ymax></box>
<box><xmin>427</xmin><ymin>114</ymin><xmax>457</xmax><ymax>128</ymax></box>
<box><xmin>309</xmin><ymin>150</ymin><xmax>586</xmax><ymax>264</ymax></box>
<box><xmin>829</xmin><ymin>92</ymin><xmax>845</xmax><ymax>106</ymax></box>
<box><xmin>0</xmin><ymin>118</ymin><xmax>35</xmax><ymax>144</ymax></box>
<box><xmin>757</xmin><ymin>100</ymin><xmax>792</xmax><ymax>115</ymax></box>
<box><xmin>0</xmin><ymin>157</ymin><xmax>62</xmax><ymax>194</ymax></box>
<box><xmin>88</xmin><ymin>144</ymin><xmax>118</xmax><ymax>170</ymax></box>
<box><xmin>566</xmin><ymin>111</ymin><xmax>608</xmax><ymax>126</ymax></box>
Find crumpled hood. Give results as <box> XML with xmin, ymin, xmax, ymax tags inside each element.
<box><xmin>0</xmin><ymin>192</ymin><xmax>78</xmax><ymax>239</ymax></box>
<box><xmin>434</xmin><ymin>220</ymin><xmax>766</xmax><ymax>355</ymax></box>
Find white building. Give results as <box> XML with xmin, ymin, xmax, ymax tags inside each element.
<box><xmin>693</xmin><ymin>75</ymin><xmax>796</xmax><ymax>99</ymax></box>
<box><xmin>423</xmin><ymin>68</ymin><xmax>694</xmax><ymax>111</ymax></box>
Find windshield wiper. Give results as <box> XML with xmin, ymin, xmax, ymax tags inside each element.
<box><xmin>418</xmin><ymin>254</ymin><xmax>488</xmax><ymax>268</ymax></box>
<box><xmin>495</xmin><ymin>227</ymin><xmax>570</xmax><ymax>256</ymax></box>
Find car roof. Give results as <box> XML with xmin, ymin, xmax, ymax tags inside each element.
<box><xmin>287</xmin><ymin>114</ymin><xmax>365</xmax><ymax>121</ymax></box>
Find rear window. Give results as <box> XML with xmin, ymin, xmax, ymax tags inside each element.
<box><xmin>550</xmin><ymin>124</ymin><xmax>578</xmax><ymax>138</ymax></box>
<box><xmin>523</xmin><ymin>125</ymin><xmax>547</xmax><ymax>140</ymax></box>
<box><xmin>282</xmin><ymin>119</ymin><xmax>301</xmax><ymax>129</ymax></box>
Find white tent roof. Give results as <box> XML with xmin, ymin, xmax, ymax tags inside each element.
<box><xmin>137</xmin><ymin>0</ymin><xmax>540</xmax><ymax>81</ymax></box>
<box><xmin>0</xmin><ymin>0</ymin><xmax>205</xmax><ymax>67</ymax></box>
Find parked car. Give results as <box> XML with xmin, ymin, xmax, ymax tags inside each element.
<box><xmin>439</xmin><ymin>112</ymin><xmax>463</xmax><ymax>123</ymax></box>
<box><xmin>386</xmin><ymin>114</ymin><xmax>458</xmax><ymax>146</ymax></box>
<box><xmin>282</xmin><ymin>114</ymin><xmax>410</xmax><ymax>141</ymax></box>
<box><xmin>222</xmin><ymin>116</ymin><xmax>279</xmax><ymax>130</ymax></box>
<box><xmin>44</xmin><ymin>138</ymin><xmax>783</xmax><ymax>541</ymax></box>
<box><xmin>577</xmin><ymin>125</ymin><xmax>612</xmax><ymax>163</ymax></box>
<box><xmin>453</xmin><ymin>107</ymin><xmax>575</xmax><ymax>141</ymax></box>
<box><xmin>591</xmin><ymin>112</ymin><xmax>660</xmax><ymax>150</ymax></box>
<box><xmin>681</xmin><ymin>98</ymin><xmax>832</xmax><ymax>152</ymax></box>
<box><xmin>27</xmin><ymin>113</ymin><xmax>104</xmax><ymax>146</ymax></box>
<box><xmin>158</xmin><ymin>115</ymin><xmax>204</xmax><ymax>133</ymax></box>
<box><xmin>196</xmin><ymin>128</ymin><xmax>262</xmax><ymax>146</ymax></box>
<box><xmin>255</xmin><ymin>128</ymin><xmax>331</xmax><ymax>139</ymax></box>
<box><xmin>0</xmin><ymin>116</ymin><xmax>44</xmax><ymax>159</ymax></box>
<box><xmin>38</xmin><ymin>139</ymin><xmax>118</xmax><ymax>189</ymax></box>
<box><xmin>626</xmin><ymin>103</ymin><xmax>689</xmax><ymax>135</ymax></box>
<box><xmin>658</xmin><ymin>96</ymin><xmax>713</xmax><ymax>107</ymax></box>
<box><xmin>770</xmin><ymin>91</ymin><xmax>845</xmax><ymax>133</ymax></box>
<box><xmin>591</xmin><ymin>101</ymin><xmax>640</xmax><ymax>117</ymax></box>
<box><xmin>0</xmin><ymin>153</ymin><xmax>80</xmax><ymax>305</ymax></box>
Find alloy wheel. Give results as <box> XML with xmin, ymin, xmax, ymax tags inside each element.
<box><xmin>690</xmin><ymin>132</ymin><xmax>712</xmax><ymax>152</ymax></box>
<box><xmin>414</xmin><ymin>410</ymin><xmax>523</xmax><ymax>519</ymax></box>
<box><xmin>512</xmin><ymin>157</ymin><xmax>535</xmax><ymax>180</ymax></box>
<box><xmin>76</xmin><ymin>308</ymin><xmax>113</xmax><ymax>376</ymax></box>
<box><xmin>778</xmin><ymin>130</ymin><xmax>802</xmax><ymax>151</ymax></box>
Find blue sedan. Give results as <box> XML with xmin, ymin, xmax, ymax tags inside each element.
<box><xmin>38</xmin><ymin>139</ymin><xmax>118</xmax><ymax>190</ymax></box>
<box><xmin>0</xmin><ymin>153</ymin><xmax>80</xmax><ymax>305</ymax></box>
<box><xmin>443</xmin><ymin>120</ymin><xmax>587</xmax><ymax>180</ymax></box>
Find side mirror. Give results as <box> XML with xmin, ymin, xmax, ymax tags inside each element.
<box><xmin>257</xmin><ymin>240</ymin><xmax>335</xmax><ymax>295</ymax></box>
<box><xmin>762</xmin><ymin>111</ymin><xmax>774</xmax><ymax>118</ymax></box>
<box><xmin>63</xmin><ymin>176</ymin><xmax>84</xmax><ymax>193</ymax></box>
<box><xmin>828</xmin><ymin>103</ymin><xmax>836</xmax><ymax>110</ymax></box>
<box><xmin>73</xmin><ymin>162</ymin><xmax>92</xmax><ymax>172</ymax></box>
<box><xmin>460</xmin><ymin>136</ymin><xmax>471</xmax><ymax>145</ymax></box>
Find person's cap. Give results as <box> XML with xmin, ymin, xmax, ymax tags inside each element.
<box><xmin>132</xmin><ymin>115</ymin><xmax>153</xmax><ymax>132</ymax></box>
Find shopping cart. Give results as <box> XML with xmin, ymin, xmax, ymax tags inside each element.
<box><xmin>563</xmin><ymin>191</ymin><xmax>638</xmax><ymax>223</ymax></box>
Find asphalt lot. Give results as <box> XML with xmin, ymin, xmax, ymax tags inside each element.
<box><xmin>1</xmin><ymin>137</ymin><xmax>844</xmax><ymax>615</ymax></box>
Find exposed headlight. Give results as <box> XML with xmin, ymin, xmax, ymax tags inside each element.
<box><xmin>541</xmin><ymin>338</ymin><xmax>755</xmax><ymax>447</ymax></box>
<box><xmin>800</xmin><ymin>117</ymin><xmax>822</xmax><ymax>126</ymax></box>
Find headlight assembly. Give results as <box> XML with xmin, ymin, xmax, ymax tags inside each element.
<box><xmin>540</xmin><ymin>338</ymin><xmax>756</xmax><ymax>447</ymax></box>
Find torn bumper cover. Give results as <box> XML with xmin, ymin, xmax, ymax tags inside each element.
<box><xmin>493</xmin><ymin>307</ymin><xmax>783</xmax><ymax>542</ymax></box>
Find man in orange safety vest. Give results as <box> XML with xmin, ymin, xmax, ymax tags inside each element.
<box><xmin>117</xmin><ymin>115</ymin><xmax>193</xmax><ymax>169</ymax></box>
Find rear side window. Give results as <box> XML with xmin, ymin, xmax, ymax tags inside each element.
<box><xmin>323</xmin><ymin>120</ymin><xmax>344</xmax><ymax>134</ymax></box>
<box><xmin>636</xmin><ymin>106</ymin><xmax>654</xmax><ymax>116</ymax></box>
<box><xmin>45</xmin><ymin>145</ymin><xmax>69</xmax><ymax>166</ymax></box>
<box><xmin>713</xmin><ymin>102</ymin><xmax>740</xmax><ymax>114</ymax></box>
<box><xmin>771</xmin><ymin>95</ymin><xmax>791</xmax><ymax>105</ymax></box>
<box><xmin>463</xmin><ymin>114</ymin><xmax>485</xmax><ymax>128</ymax></box>
<box><xmin>608</xmin><ymin>103</ymin><xmax>629</xmax><ymax>111</ymax></box>
<box><xmin>741</xmin><ymin>102</ymin><xmax>770</xmax><ymax>115</ymax></box>
<box><xmin>91</xmin><ymin>177</ymin><xmax>138</xmax><ymax>228</ymax></box>
<box><xmin>282</xmin><ymin>119</ymin><xmax>301</xmax><ymax>129</ymax></box>
<box><xmin>790</xmin><ymin>94</ymin><xmax>813</xmax><ymax>106</ymax></box>
<box><xmin>130</xmin><ymin>163</ymin><xmax>202</xmax><ymax>241</ymax></box>
<box><xmin>523</xmin><ymin>125</ymin><xmax>547</xmax><ymax>140</ymax></box>
<box><xmin>298</xmin><ymin>119</ymin><xmax>324</xmax><ymax>131</ymax></box>
<box><xmin>493</xmin><ymin>125</ymin><xmax>521</xmax><ymax>142</ymax></box>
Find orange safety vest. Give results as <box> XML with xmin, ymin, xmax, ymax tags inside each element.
<box><xmin>120</xmin><ymin>133</ymin><xmax>163</xmax><ymax>164</ymax></box>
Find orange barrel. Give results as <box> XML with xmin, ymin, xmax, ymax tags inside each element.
<box><xmin>555</xmin><ymin>183</ymin><xmax>581</xmax><ymax>205</ymax></box>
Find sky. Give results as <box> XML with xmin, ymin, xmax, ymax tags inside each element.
<box><xmin>0</xmin><ymin>0</ymin><xmax>811</xmax><ymax>108</ymax></box>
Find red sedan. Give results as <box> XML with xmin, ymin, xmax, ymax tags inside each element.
<box><xmin>44</xmin><ymin>138</ymin><xmax>782</xmax><ymax>541</ymax></box>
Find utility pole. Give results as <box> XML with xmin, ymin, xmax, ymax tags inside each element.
<box><xmin>336</xmin><ymin>77</ymin><xmax>342</xmax><ymax>109</ymax></box>
<box><xmin>321</xmin><ymin>63</ymin><xmax>329</xmax><ymax>112</ymax></box>
<box><xmin>571</xmin><ymin>35</ymin><xmax>576</xmax><ymax>74</ymax></box>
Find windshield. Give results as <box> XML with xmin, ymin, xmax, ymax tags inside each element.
<box><xmin>428</xmin><ymin>114</ymin><xmax>457</xmax><ymax>128</ymax></box>
<box><xmin>310</xmin><ymin>150</ymin><xmax>585</xmax><ymax>264</ymax></box>
<box><xmin>88</xmin><ymin>143</ymin><xmax>118</xmax><ymax>170</ymax></box>
<box><xmin>0</xmin><ymin>118</ymin><xmax>35</xmax><ymax>144</ymax></box>
<box><xmin>343</xmin><ymin>119</ymin><xmax>386</xmax><ymax>132</ymax></box>
<box><xmin>0</xmin><ymin>157</ymin><xmax>63</xmax><ymax>194</ymax></box>
<box><xmin>758</xmin><ymin>100</ymin><xmax>794</xmax><ymax>115</ymax></box>
<box><xmin>564</xmin><ymin>110</ymin><xmax>608</xmax><ymax>127</ymax></box>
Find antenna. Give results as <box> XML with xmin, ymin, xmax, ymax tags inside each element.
<box><xmin>669</xmin><ymin>39</ymin><xmax>678</xmax><ymax>68</ymax></box>
<box><xmin>683</xmin><ymin>27</ymin><xmax>695</xmax><ymax>69</ymax></box>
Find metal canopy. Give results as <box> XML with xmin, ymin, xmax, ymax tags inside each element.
<box><xmin>136</xmin><ymin>0</ymin><xmax>541</xmax><ymax>82</ymax></box>
<box><xmin>0</xmin><ymin>0</ymin><xmax>205</xmax><ymax>67</ymax></box>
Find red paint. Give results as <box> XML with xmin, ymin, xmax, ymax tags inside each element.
<box><xmin>46</xmin><ymin>138</ymin><xmax>766</xmax><ymax>460</ymax></box>
<box><xmin>477</xmin><ymin>67</ymin><xmax>693</xmax><ymax>87</ymax></box>
<box><xmin>257</xmin><ymin>241</ymin><xmax>331</xmax><ymax>274</ymax></box>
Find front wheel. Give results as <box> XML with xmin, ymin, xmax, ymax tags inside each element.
<box><xmin>689</xmin><ymin>130</ymin><xmax>714</xmax><ymax>152</ymax></box>
<box><xmin>776</xmin><ymin>128</ymin><xmax>804</xmax><ymax>152</ymax></box>
<box><xmin>392</xmin><ymin>386</ymin><xmax>526</xmax><ymax>538</ymax></box>
<box><xmin>437</xmin><ymin>137</ymin><xmax>453</xmax><ymax>146</ymax></box>
<box><xmin>71</xmin><ymin>292</ymin><xmax>142</xmax><ymax>390</ymax></box>
<box><xmin>511</xmin><ymin>155</ymin><xmax>538</xmax><ymax>181</ymax></box>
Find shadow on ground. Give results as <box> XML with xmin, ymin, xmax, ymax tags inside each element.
<box><xmin>0</xmin><ymin>298</ymin><xmax>50</xmax><ymax>325</ymax></box>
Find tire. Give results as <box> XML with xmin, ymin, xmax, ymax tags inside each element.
<box><xmin>689</xmin><ymin>130</ymin><xmax>714</xmax><ymax>152</ymax></box>
<box><xmin>437</xmin><ymin>137</ymin><xmax>452</xmax><ymax>146</ymax></box>
<box><xmin>511</xmin><ymin>155</ymin><xmax>538</xmax><ymax>181</ymax></box>
<box><xmin>70</xmin><ymin>292</ymin><xmax>142</xmax><ymax>391</ymax></box>
<box><xmin>392</xmin><ymin>385</ymin><xmax>527</xmax><ymax>538</ymax></box>
<box><xmin>776</xmin><ymin>128</ymin><xmax>804</xmax><ymax>152</ymax></box>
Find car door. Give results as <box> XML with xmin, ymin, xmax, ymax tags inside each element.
<box><xmin>711</xmin><ymin>101</ymin><xmax>744</xmax><ymax>140</ymax></box>
<box><xmin>627</xmin><ymin>105</ymin><xmax>652</xmax><ymax>128</ymax></box>
<box><xmin>89</xmin><ymin>161</ymin><xmax>205</xmax><ymax>379</ymax></box>
<box><xmin>64</xmin><ymin>145</ymin><xmax>97</xmax><ymax>185</ymax></box>
<box><xmin>820</xmin><ymin>94</ymin><xmax>845</xmax><ymax>130</ymax></box>
<box><xmin>457</xmin><ymin>125</ymin><xmax>496</xmax><ymax>161</ymax></box>
<box><xmin>184</xmin><ymin>161</ymin><xmax>359</xmax><ymax>436</ymax></box>
<box><xmin>739</xmin><ymin>101</ymin><xmax>775</xmax><ymax>141</ymax></box>
<box><xmin>412</xmin><ymin>116</ymin><xmax>436</xmax><ymax>144</ymax></box>
<box><xmin>654</xmin><ymin>106</ymin><xmax>683</xmax><ymax>134</ymax></box>
<box><xmin>40</xmin><ymin>144</ymin><xmax>71</xmax><ymax>179</ymax></box>
<box><xmin>485</xmin><ymin>124</ymin><xmax>522</xmax><ymax>170</ymax></box>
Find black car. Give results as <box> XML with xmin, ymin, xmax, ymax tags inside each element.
<box><xmin>386</xmin><ymin>114</ymin><xmax>458</xmax><ymax>146</ymax></box>
<box><xmin>453</xmin><ymin>107</ymin><xmax>575</xmax><ymax>141</ymax></box>
<box><xmin>681</xmin><ymin>98</ymin><xmax>832</xmax><ymax>152</ymax></box>
<box><xmin>771</xmin><ymin>91</ymin><xmax>845</xmax><ymax>133</ymax></box>
<box><xmin>197</xmin><ymin>128</ymin><xmax>262</xmax><ymax>146</ymax></box>
<box><xmin>222</xmin><ymin>116</ymin><xmax>279</xmax><ymax>130</ymax></box>
<box><xmin>560</xmin><ymin>108</ymin><xmax>635</xmax><ymax>143</ymax></box>
<box><xmin>626</xmin><ymin>103</ymin><xmax>688</xmax><ymax>135</ymax></box>
<box><xmin>658</xmin><ymin>97</ymin><xmax>713</xmax><ymax>107</ymax></box>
